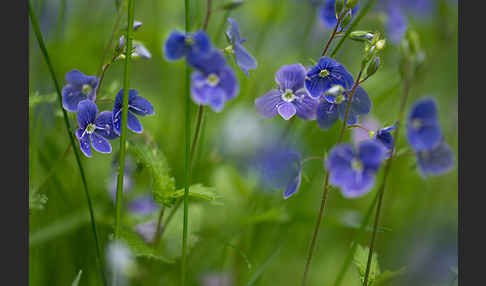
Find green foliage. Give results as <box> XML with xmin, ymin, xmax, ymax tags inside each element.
<box><xmin>29</xmin><ymin>91</ymin><xmax>57</xmax><ymax>109</ymax></box>
<box><xmin>118</xmin><ymin>227</ymin><xmax>174</xmax><ymax>263</ymax></box>
<box><xmin>29</xmin><ymin>187</ymin><xmax>48</xmax><ymax>213</ymax></box>
<box><xmin>170</xmin><ymin>184</ymin><xmax>219</xmax><ymax>202</ymax></box>
<box><xmin>70</xmin><ymin>270</ymin><xmax>83</xmax><ymax>286</ymax></box>
<box><xmin>353</xmin><ymin>244</ymin><xmax>381</xmax><ymax>285</ymax></box>
<box><xmin>373</xmin><ymin>267</ymin><xmax>407</xmax><ymax>286</ymax></box>
<box><xmin>128</xmin><ymin>140</ymin><xmax>176</xmax><ymax>206</ymax></box>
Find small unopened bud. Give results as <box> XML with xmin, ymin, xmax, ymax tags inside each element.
<box><xmin>366</xmin><ymin>57</ymin><xmax>380</xmax><ymax>78</ymax></box>
<box><xmin>375</xmin><ymin>39</ymin><xmax>386</xmax><ymax>50</ymax></box>
<box><xmin>350</xmin><ymin>31</ymin><xmax>374</xmax><ymax>42</ymax></box>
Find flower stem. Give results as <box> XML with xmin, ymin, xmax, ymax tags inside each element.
<box><xmin>97</xmin><ymin>4</ymin><xmax>124</xmax><ymax>78</ymax></box>
<box><xmin>321</xmin><ymin>15</ymin><xmax>341</xmax><ymax>57</ymax></box>
<box><xmin>114</xmin><ymin>0</ymin><xmax>135</xmax><ymax>240</ymax></box>
<box><xmin>28</xmin><ymin>3</ymin><xmax>106</xmax><ymax>285</ymax></box>
<box><xmin>330</xmin><ymin>0</ymin><xmax>376</xmax><ymax>58</ymax></box>
<box><xmin>202</xmin><ymin>0</ymin><xmax>212</xmax><ymax>31</ymax></box>
<box><xmin>362</xmin><ymin>59</ymin><xmax>411</xmax><ymax>286</ymax></box>
<box><xmin>152</xmin><ymin>205</ymin><xmax>165</xmax><ymax>245</ymax></box>
<box><xmin>302</xmin><ymin>67</ymin><xmax>365</xmax><ymax>286</ymax></box>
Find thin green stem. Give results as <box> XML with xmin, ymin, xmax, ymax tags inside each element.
<box><xmin>28</xmin><ymin>3</ymin><xmax>106</xmax><ymax>285</ymax></box>
<box><xmin>362</xmin><ymin>60</ymin><xmax>411</xmax><ymax>286</ymax></box>
<box><xmin>302</xmin><ymin>67</ymin><xmax>365</xmax><ymax>286</ymax></box>
<box><xmin>214</xmin><ymin>10</ymin><xmax>231</xmax><ymax>44</ymax></box>
<box><xmin>321</xmin><ymin>15</ymin><xmax>341</xmax><ymax>57</ymax></box>
<box><xmin>152</xmin><ymin>205</ymin><xmax>165</xmax><ymax>245</ymax></box>
<box><xmin>182</xmin><ymin>0</ymin><xmax>192</xmax><ymax>284</ymax></box>
<box><xmin>330</xmin><ymin>0</ymin><xmax>376</xmax><ymax>58</ymax></box>
<box><xmin>97</xmin><ymin>4</ymin><xmax>124</xmax><ymax>78</ymax></box>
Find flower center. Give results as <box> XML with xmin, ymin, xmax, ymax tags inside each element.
<box><xmin>412</xmin><ymin>119</ymin><xmax>422</xmax><ymax>129</ymax></box>
<box><xmin>82</xmin><ymin>84</ymin><xmax>93</xmax><ymax>95</ymax></box>
<box><xmin>351</xmin><ymin>158</ymin><xmax>364</xmax><ymax>172</ymax></box>
<box><xmin>185</xmin><ymin>36</ymin><xmax>194</xmax><ymax>45</ymax></box>
<box><xmin>281</xmin><ymin>89</ymin><xmax>296</xmax><ymax>102</ymax></box>
<box><xmin>224</xmin><ymin>45</ymin><xmax>235</xmax><ymax>54</ymax></box>
<box><xmin>319</xmin><ymin>69</ymin><xmax>330</xmax><ymax>78</ymax></box>
<box><xmin>86</xmin><ymin>123</ymin><xmax>96</xmax><ymax>134</ymax></box>
<box><xmin>207</xmin><ymin>73</ymin><xmax>220</xmax><ymax>86</ymax></box>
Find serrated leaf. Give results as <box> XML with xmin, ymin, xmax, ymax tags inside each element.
<box><xmin>71</xmin><ymin>270</ymin><xmax>82</xmax><ymax>286</ymax></box>
<box><xmin>128</xmin><ymin>141</ymin><xmax>176</xmax><ymax>206</ymax></box>
<box><xmin>353</xmin><ymin>244</ymin><xmax>381</xmax><ymax>285</ymax></box>
<box><xmin>373</xmin><ymin>267</ymin><xmax>407</xmax><ymax>286</ymax></box>
<box><xmin>119</xmin><ymin>227</ymin><xmax>174</xmax><ymax>264</ymax></box>
<box><xmin>170</xmin><ymin>184</ymin><xmax>219</xmax><ymax>201</ymax></box>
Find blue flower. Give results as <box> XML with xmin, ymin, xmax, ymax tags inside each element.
<box><xmin>113</xmin><ymin>89</ymin><xmax>154</xmax><ymax>135</ymax></box>
<box><xmin>375</xmin><ymin>124</ymin><xmax>396</xmax><ymax>150</ymax></box>
<box><xmin>319</xmin><ymin>0</ymin><xmax>360</xmax><ymax>29</ymax></box>
<box><xmin>256</xmin><ymin>146</ymin><xmax>303</xmax><ymax>199</ymax></box>
<box><xmin>415</xmin><ymin>140</ymin><xmax>454</xmax><ymax>177</ymax></box>
<box><xmin>327</xmin><ymin>140</ymin><xmax>385</xmax><ymax>198</ymax></box>
<box><xmin>190</xmin><ymin>50</ymin><xmax>239</xmax><ymax>112</ymax></box>
<box><xmin>255</xmin><ymin>64</ymin><xmax>318</xmax><ymax>120</ymax></box>
<box><xmin>163</xmin><ymin>30</ymin><xmax>211</xmax><ymax>62</ymax></box>
<box><xmin>134</xmin><ymin>221</ymin><xmax>157</xmax><ymax>243</ymax></box>
<box><xmin>316</xmin><ymin>85</ymin><xmax>371</xmax><ymax>130</ymax></box>
<box><xmin>386</xmin><ymin>4</ymin><xmax>407</xmax><ymax>44</ymax></box>
<box><xmin>305</xmin><ymin>57</ymin><xmax>354</xmax><ymax>99</ymax></box>
<box><xmin>62</xmin><ymin>70</ymin><xmax>99</xmax><ymax>112</ymax></box>
<box><xmin>128</xmin><ymin>196</ymin><xmax>159</xmax><ymax>215</ymax></box>
<box><xmin>406</xmin><ymin>98</ymin><xmax>442</xmax><ymax>151</ymax></box>
<box><xmin>75</xmin><ymin>100</ymin><xmax>118</xmax><ymax>157</ymax></box>
<box><xmin>225</xmin><ymin>18</ymin><xmax>258</xmax><ymax>77</ymax></box>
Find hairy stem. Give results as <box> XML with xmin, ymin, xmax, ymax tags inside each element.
<box><xmin>302</xmin><ymin>67</ymin><xmax>365</xmax><ymax>286</ymax></box>
<box><xmin>28</xmin><ymin>2</ymin><xmax>106</xmax><ymax>285</ymax></box>
<box><xmin>362</xmin><ymin>60</ymin><xmax>411</xmax><ymax>286</ymax></box>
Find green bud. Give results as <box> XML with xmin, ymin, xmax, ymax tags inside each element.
<box><xmin>350</xmin><ymin>31</ymin><xmax>374</xmax><ymax>42</ymax></box>
<box><xmin>220</xmin><ymin>0</ymin><xmax>244</xmax><ymax>11</ymax></box>
<box><xmin>375</xmin><ymin>39</ymin><xmax>386</xmax><ymax>50</ymax></box>
<box><xmin>335</xmin><ymin>0</ymin><xmax>345</xmax><ymax>18</ymax></box>
<box><xmin>346</xmin><ymin>0</ymin><xmax>359</xmax><ymax>10</ymax></box>
<box><xmin>366</xmin><ymin>57</ymin><xmax>380</xmax><ymax>78</ymax></box>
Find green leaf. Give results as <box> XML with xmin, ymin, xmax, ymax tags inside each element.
<box><xmin>71</xmin><ymin>270</ymin><xmax>83</xmax><ymax>286</ymax></box>
<box><xmin>169</xmin><ymin>184</ymin><xmax>219</xmax><ymax>201</ymax></box>
<box><xmin>220</xmin><ymin>0</ymin><xmax>244</xmax><ymax>11</ymax></box>
<box><xmin>373</xmin><ymin>267</ymin><xmax>407</xmax><ymax>286</ymax></box>
<box><xmin>353</xmin><ymin>244</ymin><xmax>381</xmax><ymax>285</ymax></box>
<box><xmin>243</xmin><ymin>207</ymin><xmax>289</xmax><ymax>225</ymax></box>
<box><xmin>128</xmin><ymin>141</ymin><xmax>176</xmax><ymax>206</ymax></box>
<box><xmin>118</xmin><ymin>227</ymin><xmax>174</xmax><ymax>264</ymax></box>
<box><xmin>29</xmin><ymin>91</ymin><xmax>57</xmax><ymax>109</ymax></box>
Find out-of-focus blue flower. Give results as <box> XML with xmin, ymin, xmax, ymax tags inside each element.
<box><xmin>163</xmin><ymin>30</ymin><xmax>211</xmax><ymax>62</ymax></box>
<box><xmin>128</xmin><ymin>195</ymin><xmax>159</xmax><ymax>216</ymax></box>
<box><xmin>134</xmin><ymin>221</ymin><xmax>157</xmax><ymax>243</ymax></box>
<box><xmin>398</xmin><ymin>0</ymin><xmax>434</xmax><ymax>17</ymax></box>
<box><xmin>415</xmin><ymin>140</ymin><xmax>454</xmax><ymax>177</ymax></box>
<box><xmin>406</xmin><ymin>98</ymin><xmax>442</xmax><ymax>151</ymax></box>
<box><xmin>327</xmin><ymin>140</ymin><xmax>385</xmax><ymax>198</ymax></box>
<box><xmin>316</xmin><ymin>85</ymin><xmax>371</xmax><ymax>130</ymax></box>
<box><xmin>113</xmin><ymin>89</ymin><xmax>154</xmax><ymax>135</ymax></box>
<box><xmin>225</xmin><ymin>18</ymin><xmax>258</xmax><ymax>77</ymax></box>
<box><xmin>106</xmin><ymin>240</ymin><xmax>136</xmax><ymax>286</ymax></box>
<box><xmin>133</xmin><ymin>42</ymin><xmax>152</xmax><ymax>59</ymax></box>
<box><xmin>305</xmin><ymin>57</ymin><xmax>354</xmax><ymax>99</ymax></box>
<box><xmin>255</xmin><ymin>64</ymin><xmax>318</xmax><ymax>120</ymax></box>
<box><xmin>62</xmin><ymin>70</ymin><xmax>99</xmax><ymax>112</ymax></box>
<box><xmin>352</xmin><ymin>117</ymin><xmax>380</xmax><ymax>145</ymax></box>
<box><xmin>190</xmin><ymin>50</ymin><xmax>239</xmax><ymax>112</ymax></box>
<box><xmin>319</xmin><ymin>0</ymin><xmax>360</xmax><ymax>29</ymax></box>
<box><xmin>386</xmin><ymin>4</ymin><xmax>407</xmax><ymax>44</ymax></box>
<box><xmin>75</xmin><ymin>100</ymin><xmax>118</xmax><ymax>157</ymax></box>
<box><xmin>201</xmin><ymin>272</ymin><xmax>234</xmax><ymax>286</ymax></box>
<box><xmin>376</xmin><ymin>124</ymin><xmax>396</xmax><ymax>151</ymax></box>
<box><xmin>256</xmin><ymin>146</ymin><xmax>303</xmax><ymax>199</ymax></box>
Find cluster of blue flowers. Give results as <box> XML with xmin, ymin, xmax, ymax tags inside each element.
<box><xmin>62</xmin><ymin>21</ymin><xmax>154</xmax><ymax>157</ymax></box>
<box><xmin>163</xmin><ymin>18</ymin><xmax>256</xmax><ymax>112</ymax></box>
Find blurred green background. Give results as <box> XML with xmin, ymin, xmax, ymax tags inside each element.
<box><xmin>29</xmin><ymin>0</ymin><xmax>458</xmax><ymax>285</ymax></box>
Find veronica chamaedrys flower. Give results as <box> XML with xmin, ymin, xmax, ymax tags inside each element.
<box><xmin>75</xmin><ymin>100</ymin><xmax>118</xmax><ymax>157</ymax></box>
<box><xmin>386</xmin><ymin>4</ymin><xmax>407</xmax><ymax>44</ymax></box>
<box><xmin>113</xmin><ymin>89</ymin><xmax>154</xmax><ymax>134</ymax></box>
<box><xmin>375</xmin><ymin>124</ymin><xmax>396</xmax><ymax>151</ymax></box>
<box><xmin>163</xmin><ymin>30</ymin><xmax>211</xmax><ymax>61</ymax></box>
<box><xmin>415</xmin><ymin>140</ymin><xmax>454</xmax><ymax>177</ymax></box>
<box><xmin>316</xmin><ymin>84</ymin><xmax>371</xmax><ymax>130</ymax></box>
<box><xmin>61</xmin><ymin>70</ymin><xmax>99</xmax><ymax>112</ymax></box>
<box><xmin>225</xmin><ymin>18</ymin><xmax>257</xmax><ymax>77</ymax></box>
<box><xmin>305</xmin><ymin>57</ymin><xmax>354</xmax><ymax>99</ymax></box>
<box><xmin>257</xmin><ymin>146</ymin><xmax>302</xmax><ymax>199</ymax></box>
<box><xmin>128</xmin><ymin>195</ymin><xmax>159</xmax><ymax>216</ymax></box>
<box><xmin>319</xmin><ymin>0</ymin><xmax>359</xmax><ymax>29</ymax></box>
<box><xmin>134</xmin><ymin>221</ymin><xmax>157</xmax><ymax>243</ymax></box>
<box><xmin>327</xmin><ymin>139</ymin><xmax>385</xmax><ymax>198</ymax></box>
<box><xmin>406</xmin><ymin>98</ymin><xmax>442</xmax><ymax>151</ymax></box>
<box><xmin>190</xmin><ymin>49</ymin><xmax>238</xmax><ymax>112</ymax></box>
<box><xmin>255</xmin><ymin>64</ymin><xmax>318</xmax><ymax>120</ymax></box>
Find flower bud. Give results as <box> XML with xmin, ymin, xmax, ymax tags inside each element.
<box><xmin>340</xmin><ymin>9</ymin><xmax>352</xmax><ymax>28</ymax></box>
<box><xmin>350</xmin><ymin>31</ymin><xmax>374</xmax><ymax>42</ymax></box>
<box><xmin>366</xmin><ymin>57</ymin><xmax>380</xmax><ymax>78</ymax></box>
<box><xmin>375</xmin><ymin>39</ymin><xmax>386</xmax><ymax>50</ymax></box>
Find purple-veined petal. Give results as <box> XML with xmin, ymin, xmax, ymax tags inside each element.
<box><xmin>127</xmin><ymin>112</ymin><xmax>143</xmax><ymax>133</ymax></box>
<box><xmin>76</xmin><ymin>128</ymin><xmax>92</xmax><ymax>157</ymax></box>
<box><xmin>294</xmin><ymin>91</ymin><xmax>318</xmax><ymax>120</ymax></box>
<box><xmin>226</xmin><ymin>17</ymin><xmax>242</xmax><ymax>43</ymax></box>
<box><xmin>316</xmin><ymin>101</ymin><xmax>339</xmax><ymax>130</ymax></box>
<box><xmin>76</xmin><ymin>100</ymin><xmax>98</xmax><ymax>129</ymax></box>
<box><xmin>219</xmin><ymin>66</ymin><xmax>239</xmax><ymax>100</ymax></box>
<box><xmin>90</xmin><ymin>133</ymin><xmax>112</xmax><ymax>153</ymax></box>
<box><xmin>94</xmin><ymin>111</ymin><xmax>118</xmax><ymax>140</ymax></box>
<box><xmin>208</xmin><ymin>87</ymin><xmax>226</xmax><ymax>112</ymax></box>
<box><xmin>255</xmin><ymin>89</ymin><xmax>283</xmax><ymax>118</ymax></box>
<box><xmin>164</xmin><ymin>30</ymin><xmax>187</xmax><ymax>61</ymax></box>
<box><xmin>277</xmin><ymin>102</ymin><xmax>297</xmax><ymax>120</ymax></box>
<box><xmin>129</xmin><ymin>94</ymin><xmax>154</xmax><ymax>116</ymax></box>
<box><xmin>283</xmin><ymin>171</ymin><xmax>302</xmax><ymax>199</ymax></box>
<box><xmin>275</xmin><ymin>63</ymin><xmax>306</xmax><ymax>92</ymax></box>
<box><xmin>341</xmin><ymin>170</ymin><xmax>376</xmax><ymax>198</ymax></box>
<box><xmin>62</xmin><ymin>85</ymin><xmax>86</xmax><ymax>112</ymax></box>
<box><xmin>234</xmin><ymin>42</ymin><xmax>257</xmax><ymax>77</ymax></box>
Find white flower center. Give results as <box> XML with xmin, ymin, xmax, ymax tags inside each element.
<box><xmin>412</xmin><ymin>119</ymin><xmax>422</xmax><ymax>129</ymax></box>
<box><xmin>82</xmin><ymin>84</ymin><xmax>93</xmax><ymax>95</ymax></box>
<box><xmin>207</xmin><ymin>73</ymin><xmax>220</xmax><ymax>86</ymax></box>
<box><xmin>319</xmin><ymin>69</ymin><xmax>330</xmax><ymax>78</ymax></box>
<box><xmin>281</xmin><ymin>89</ymin><xmax>296</xmax><ymax>102</ymax></box>
<box><xmin>351</xmin><ymin>158</ymin><xmax>363</xmax><ymax>172</ymax></box>
<box><xmin>86</xmin><ymin>123</ymin><xmax>96</xmax><ymax>134</ymax></box>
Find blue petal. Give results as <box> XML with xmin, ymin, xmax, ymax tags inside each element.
<box><xmin>255</xmin><ymin>89</ymin><xmax>283</xmax><ymax>118</ymax></box>
<box><xmin>62</xmin><ymin>85</ymin><xmax>87</xmax><ymax>112</ymax></box>
<box><xmin>327</xmin><ymin>144</ymin><xmax>355</xmax><ymax>187</ymax></box>
<box><xmin>187</xmin><ymin>49</ymin><xmax>227</xmax><ymax>74</ymax></box>
<box><xmin>90</xmin><ymin>132</ymin><xmax>112</xmax><ymax>154</ymax></box>
<box><xmin>129</xmin><ymin>94</ymin><xmax>154</xmax><ymax>116</ymax></box>
<box><xmin>65</xmin><ymin>69</ymin><xmax>96</xmax><ymax>86</ymax></box>
<box><xmin>319</xmin><ymin>0</ymin><xmax>338</xmax><ymax>28</ymax></box>
<box><xmin>337</xmin><ymin>86</ymin><xmax>371</xmax><ymax>125</ymax></box>
<box><xmin>376</xmin><ymin>130</ymin><xmax>394</xmax><ymax>150</ymax></box>
<box><xmin>341</xmin><ymin>170</ymin><xmax>375</xmax><ymax>198</ymax></box>
<box><xmin>283</xmin><ymin>171</ymin><xmax>302</xmax><ymax>199</ymax></box>
<box><xmin>305</xmin><ymin>57</ymin><xmax>354</xmax><ymax>98</ymax></box>
<box><xmin>407</xmin><ymin>98</ymin><xmax>442</xmax><ymax>151</ymax></box>
<box><xmin>134</xmin><ymin>42</ymin><xmax>152</xmax><ymax>59</ymax></box>
<box><xmin>358</xmin><ymin>139</ymin><xmax>386</xmax><ymax>171</ymax></box>
<box><xmin>275</xmin><ymin>63</ymin><xmax>306</xmax><ymax>92</ymax></box>
<box><xmin>234</xmin><ymin>42</ymin><xmax>257</xmax><ymax>77</ymax></box>
<box><xmin>128</xmin><ymin>196</ymin><xmax>159</xmax><ymax>215</ymax></box>
<box><xmin>114</xmin><ymin>89</ymin><xmax>138</xmax><ymax>113</ymax></box>
<box><xmin>294</xmin><ymin>91</ymin><xmax>318</xmax><ymax>120</ymax></box>
<box><xmin>127</xmin><ymin>112</ymin><xmax>143</xmax><ymax>133</ymax></box>
<box><xmin>75</xmin><ymin>128</ymin><xmax>92</xmax><ymax>157</ymax></box>
<box><xmin>164</xmin><ymin>30</ymin><xmax>187</xmax><ymax>61</ymax></box>
<box><xmin>386</xmin><ymin>5</ymin><xmax>407</xmax><ymax>44</ymax></box>
<box><xmin>219</xmin><ymin>66</ymin><xmax>239</xmax><ymax>101</ymax></box>
<box><xmin>226</xmin><ymin>17</ymin><xmax>242</xmax><ymax>43</ymax></box>
<box><xmin>191</xmin><ymin>30</ymin><xmax>212</xmax><ymax>56</ymax></box>
<box><xmin>316</xmin><ymin>101</ymin><xmax>339</xmax><ymax>130</ymax></box>
<box><xmin>416</xmin><ymin>141</ymin><xmax>454</xmax><ymax>177</ymax></box>
<box><xmin>76</xmin><ymin>100</ymin><xmax>98</xmax><ymax>129</ymax></box>
<box><xmin>259</xmin><ymin>148</ymin><xmax>302</xmax><ymax>191</ymax></box>
<box><xmin>208</xmin><ymin>88</ymin><xmax>226</xmax><ymax>112</ymax></box>
<box><xmin>94</xmin><ymin>111</ymin><xmax>118</xmax><ymax>140</ymax></box>
<box><xmin>278</xmin><ymin>102</ymin><xmax>297</xmax><ymax>120</ymax></box>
